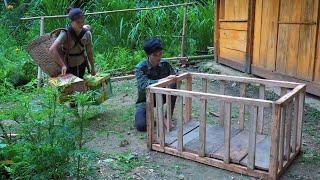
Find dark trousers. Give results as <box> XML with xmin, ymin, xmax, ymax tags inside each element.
<box><xmin>67</xmin><ymin>61</ymin><xmax>87</xmax><ymax>79</ymax></box>
<box><xmin>135</xmin><ymin>83</ymin><xmax>177</xmax><ymax>132</ymax></box>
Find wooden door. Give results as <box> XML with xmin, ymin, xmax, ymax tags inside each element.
<box><xmin>217</xmin><ymin>0</ymin><xmax>251</xmax><ymax>72</ymax></box>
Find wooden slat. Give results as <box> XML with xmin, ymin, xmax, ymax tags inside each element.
<box><xmin>276</xmin><ymin>24</ymin><xmax>300</xmax><ymax>77</ymax></box>
<box><xmin>278</xmin><ymin>105</ymin><xmax>286</xmax><ymax>169</ymax></box>
<box><xmin>156</xmin><ymin>94</ymin><xmax>165</xmax><ymax>149</ymax></box>
<box><xmin>184</xmin><ymin>76</ymin><xmax>192</xmax><ymax>122</ymax></box>
<box><xmin>220</xmin><ymin>47</ymin><xmax>247</xmax><ymax>62</ymax></box>
<box><xmin>182</xmin><ymin>124</ymin><xmax>240</xmax><ymax>155</ymax></box>
<box><xmin>278</xmin><ymin>88</ymin><xmax>287</xmax><ymax>168</ymax></box>
<box><xmin>166</xmin><ymin>85</ymin><xmax>172</xmax><ymax>133</ymax></box>
<box><xmin>252</xmin><ymin>0</ymin><xmax>263</xmax><ymax>67</ymax></box>
<box><xmin>190</xmin><ymin>72</ymin><xmax>301</xmax><ymax>88</ymax></box>
<box><xmin>215</xmin><ymin>0</ymin><xmax>221</xmax><ymax>62</ymax></box>
<box><xmin>241</xmin><ymin>136</ymin><xmax>271</xmax><ymax>171</ymax></box>
<box><xmin>239</xmin><ymin>83</ymin><xmax>246</xmax><ymax>130</ymax></box>
<box><xmin>177</xmin><ymin>96</ymin><xmax>184</xmax><ymax>152</ymax></box>
<box><xmin>314</xmin><ymin>0</ymin><xmax>320</xmax><ymax>83</ymax></box>
<box><xmin>165</xmin><ymin>121</ymin><xmax>199</xmax><ymax>145</ymax></box>
<box><xmin>284</xmin><ymin>101</ymin><xmax>292</xmax><ymax>160</ymax></box>
<box><xmin>146</xmin><ymin>88</ymin><xmax>154</xmax><ymax>149</ymax></box>
<box><xmin>199</xmin><ymin>99</ymin><xmax>207</xmax><ymax>157</ymax></box>
<box><xmin>297</xmin><ymin>91</ymin><xmax>305</xmax><ymax>150</ymax></box>
<box><xmin>202</xmin><ymin>78</ymin><xmax>208</xmax><ymax>93</ymax></box>
<box><xmin>257</xmin><ymin>84</ymin><xmax>265</xmax><ymax>133</ymax></box>
<box><xmin>150</xmin><ymin>87</ymin><xmax>273</xmax><ymax>108</ymax></box>
<box><xmin>291</xmin><ymin>96</ymin><xmax>299</xmax><ymax>154</ymax></box>
<box><xmin>224</xmin><ymin>102</ymin><xmax>231</xmax><ymax>163</ymax></box>
<box><xmin>220</xmin><ymin>29</ymin><xmax>247</xmax><ymax>52</ymax></box>
<box><xmin>269</xmin><ymin>103</ymin><xmax>281</xmax><ymax>179</ymax></box>
<box><xmin>279</xmin><ymin>0</ymin><xmax>302</xmax><ymax>22</ymax></box>
<box><xmin>220</xmin><ymin>22</ymin><xmax>247</xmax><ymax>30</ymax></box>
<box><xmin>276</xmin><ymin>84</ymin><xmax>306</xmax><ymax>106</ymax></box>
<box><xmin>152</xmin><ymin>144</ymin><xmax>269</xmax><ymax>179</ymax></box>
<box><xmin>259</xmin><ymin>0</ymin><xmax>279</xmax><ymax>70</ymax></box>
<box><xmin>297</xmin><ymin>25</ymin><xmax>317</xmax><ymax>80</ymax></box>
<box><xmin>211</xmin><ymin>131</ymin><xmax>266</xmax><ymax>163</ymax></box>
<box><xmin>245</xmin><ymin>0</ymin><xmax>256</xmax><ymax>73</ymax></box>
<box><xmin>149</xmin><ymin>73</ymin><xmax>189</xmax><ymax>88</ymax></box>
<box><xmin>248</xmin><ymin>106</ymin><xmax>258</xmax><ymax>169</ymax></box>
<box><xmin>220</xmin><ymin>80</ymin><xmax>226</xmax><ymax>125</ymax></box>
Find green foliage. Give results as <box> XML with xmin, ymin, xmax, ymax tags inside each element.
<box><xmin>107</xmin><ymin>151</ymin><xmax>141</xmax><ymax>176</ymax></box>
<box><xmin>0</xmin><ymin>88</ymin><xmax>95</xmax><ymax>179</ymax></box>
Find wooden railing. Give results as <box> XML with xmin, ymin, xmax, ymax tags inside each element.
<box><xmin>147</xmin><ymin>72</ymin><xmax>306</xmax><ymax>179</ymax></box>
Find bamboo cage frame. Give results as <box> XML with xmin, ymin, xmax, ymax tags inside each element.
<box><xmin>20</xmin><ymin>2</ymin><xmax>203</xmax><ymax>87</ymax></box>
<box><xmin>146</xmin><ymin>72</ymin><xmax>306</xmax><ymax>180</ymax></box>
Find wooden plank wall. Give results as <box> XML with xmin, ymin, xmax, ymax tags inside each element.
<box><xmin>253</xmin><ymin>0</ymin><xmax>319</xmax><ymax>81</ymax></box>
<box><xmin>252</xmin><ymin>0</ymin><xmax>280</xmax><ymax>70</ymax></box>
<box><xmin>219</xmin><ymin>0</ymin><xmax>249</xmax><ymax>64</ymax></box>
<box><xmin>276</xmin><ymin>0</ymin><xmax>319</xmax><ymax>81</ymax></box>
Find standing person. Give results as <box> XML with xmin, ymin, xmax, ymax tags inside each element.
<box><xmin>49</xmin><ymin>8</ymin><xmax>96</xmax><ymax>78</ymax></box>
<box><xmin>135</xmin><ymin>38</ymin><xmax>177</xmax><ymax>132</ymax></box>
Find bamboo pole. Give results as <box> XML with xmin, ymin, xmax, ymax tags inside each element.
<box><xmin>20</xmin><ymin>2</ymin><xmax>196</xmax><ymax>20</ymax></box>
<box><xmin>37</xmin><ymin>17</ymin><xmax>45</xmax><ymax>88</ymax></box>
<box><xmin>180</xmin><ymin>6</ymin><xmax>188</xmax><ymax>58</ymax></box>
<box><xmin>3</xmin><ymin>0</ymin><xmax>8</xmax><ymax>8</ymax></box>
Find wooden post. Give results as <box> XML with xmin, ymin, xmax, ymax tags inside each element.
<box><xmin>278</xmin><ymin>88</ymin><xmax>287</xmax><ymax>167</ymax></box>
<box><xmin>184</xmin><ymin>75</ymin><xmax>192</xmax><ymax>122</ymax></box>
<box><xmin>278</xmin><ymin>105</ymin><xmax>286</xmax><ymax>169</ymax></box>
<box><xmin>257</xmin><ymin>84</ymin><xmax>265</xmax><ymax>133</ymax></box>
<box><xmin>37</xmin><ymin>17</ymin><xmax>45</xmax><ymax>88</ymax></box>
<box><xmin>284</xmin><ymin>101</ymin><xmax>292</xmax><ymax>160</ymax></box>
<box><xmin>248</xmin><ymin>106</ymin><xmax>258</xmax><ymax>169</ymax></box>
<box><xmin>269</xmin><ymin>103</ymin><xmax>281</xmax><ymax>179</ymax></box>
<box><xmin>239</xmin><ymin>83</ymin><xmax>246</xmax><ymax>130</ymax></box>
<box><xmin>219</xmin><ymin>80</ymin><xmax>226</xmax><ymax>125</ymax></box>
<box><xmin>199</xmin><ymin>98</ymin><xmax>207</xmax><ymax>157</ymax></box>
<box><xmin>177</xmin><ymin>96</ymin><xmax>184</xmax><ymax>152</ymax></box>
<box><xmin>199</xmin><ymin>78</ymin><xmax>208</xmax><ymax>157</ymax></box>
<box><xmin>180</xmin><ymin>5</ymin><xmax>187</xmax><ymax>58</ymax></box>
<box><xmin>291</xmin><ymin>96</ymin><xmax>299</xmax><ymax>154</ymax></box>
<box><xmin>146</xmin><ymin>88</ymin><xmax>155</xmax><ymax>149</ymax></box>
<box><xmin>224</xmin><ymin>102</ymin><xmax>231</xmax><ymax>163</ymax></box>
<box><xmin>202</xmin><ymin>78</ymin><xmax>208</xmax><ymax>93</ymax></box>
<box><xmin>214</xmin><ymin>0</ymin><xmax>220</xmax><ymax>62</ymax></box>
<box><xmin>297</xmin><ymin>90</ymin><xmax>305</xmax><ymax>151</ymax></box>
<box><xmin>166</xmin><ymin>85</ymin><xmax>172</xmax><ymax>133</ymax></box>
<box><xmin>156</xmin><ymin>94</ymin><xmax>165</xmax><ymax>150</ymax></box>
<box><xmin>245</xmin><ymin>0</ymin><xmax>256</xmax><ymax>73</ymax></box>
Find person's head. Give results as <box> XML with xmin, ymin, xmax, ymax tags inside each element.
<box><xmin>143</xmin><ymin>38</ymin><xmax>163</xmax><ymax>66</ymax></box>
<box><xmin>67</xmin><ymin>8</ymin><xmax>84</xmax><ymax>32</ymax></box>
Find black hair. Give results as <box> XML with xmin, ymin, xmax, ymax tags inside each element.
<box><xmin>67</xmin><ymin>8</ymin><xmax>84</xmax><ymax>21</ymax></box>
<box><xmin>143</xmin><ymin>38</ymin><xmax>163</xmax><ymax>55</ymax></box>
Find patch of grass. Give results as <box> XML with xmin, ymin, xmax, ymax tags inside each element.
<box><xmin>107</xmin><ymin>151</ymin><xmax>142</xmax><ymax>177</ymax></box>
<box><xmin>265</xmin><ymin>90</ymin><xmax>279</xmax><ymax>101</ymax></box>
<box><xmin>303</xmin><ymin>107</ymin><xmax>320</xmax><ymax>144</ymax></box>
<box><xmin>300</xmin><ymin>148</ymin><xmax>320</xmax><ymax>165</ymax></box>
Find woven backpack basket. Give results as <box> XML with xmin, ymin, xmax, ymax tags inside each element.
<box><xmin>27</xmin><ymin>29</ymin><xmax>69</xmax><ymax>77</ymax></box>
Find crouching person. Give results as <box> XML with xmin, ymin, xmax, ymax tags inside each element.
<box><xmin>135</xmin><ymin>38</ymin><xmax>177</xmax><ymax>132</ymax></box>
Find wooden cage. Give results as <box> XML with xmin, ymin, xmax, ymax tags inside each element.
<box><xmin>146</xmin><ymin>72</ymin><xmax>305</xmax><ymax>179</ymax></box>
<box><xmin>214</xmin><ymin>0</ymin><xmax>320</xmax><ymax>96</ymax></box>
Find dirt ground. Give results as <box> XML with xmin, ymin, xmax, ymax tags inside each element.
<box><xmin>85</xmin><ymin>60</ymin><xmax>320</xmax><ymax>180</ymax></box>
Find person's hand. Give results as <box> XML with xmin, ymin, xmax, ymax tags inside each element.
<box><xmin>159</xmin><ymin>75</ymin><xmax>176</xmax><ymax>82</ymax></box>
<box><xmin>61</xmin><ymin>65</ymin><xmax>67</xmax><ymax>76</ymax></box>
<box><xmin>166</xmin><ymin>75</ymin><xmax>176</xmax><ymax>79</ymax></box>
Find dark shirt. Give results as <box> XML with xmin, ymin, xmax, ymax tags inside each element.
<box><xmin>135</xmin><ymin>59</ymin><xmax>175</xmax><ymax>104</ymax></box>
